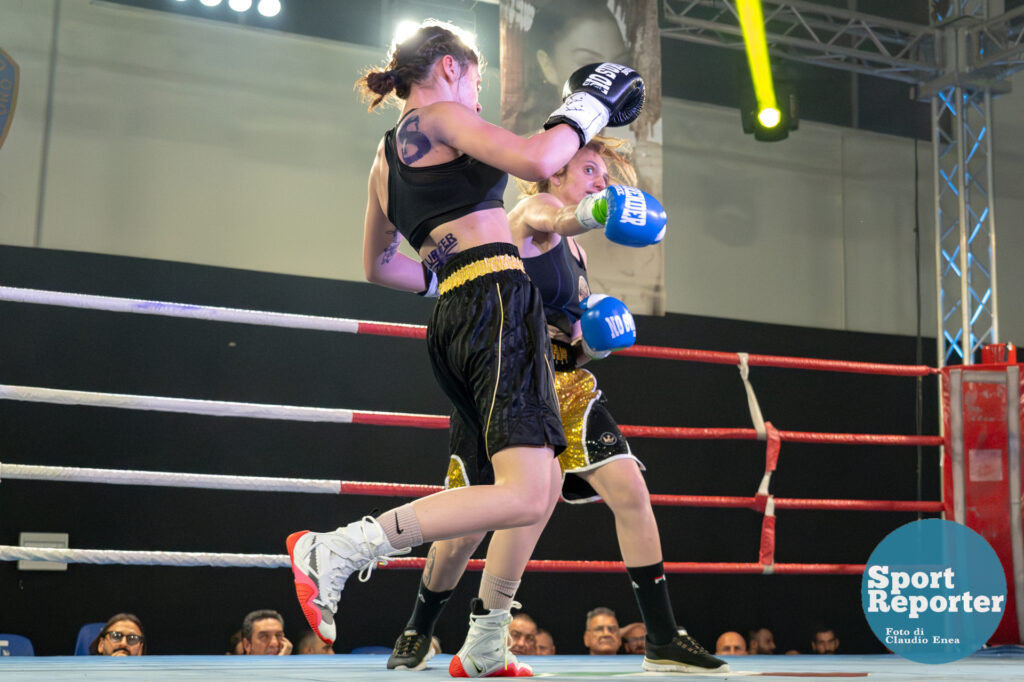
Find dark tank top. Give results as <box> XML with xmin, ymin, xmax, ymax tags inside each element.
<box><xmin>383</xmin><ymin>110</ymin><xmax>507</xmax><ymax>251</ymax></box>
<box><xmin>522</xmin><ymin>237</ymin><xmax>590</xmax><ymax>337</ymax></box>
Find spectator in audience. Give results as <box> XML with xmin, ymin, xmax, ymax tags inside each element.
<box><xmin>715</xmin><ymin>631</ymin><xmax>748</xmax><ymax>656</ymax></box>
<box><xmin>584</xmin><ymin>607</ymin><xmax>621</xmax><ymax>655</ymax></box>
<box><xmin>535</xmin><ymin>629</ymin><xmax>556</xmax><ymax>655</ymax></box>
<box><xmin>91</xmin><ymin>613</ymin><xmax>146</xmax><ymax>656</ymax></box>
<box><xmin>296</xmin><ymin>630</ymin><xmax>335</xmax><ymax>655</ymax></box>
<box><xmin>241</xmin><ymin>609</ymin><xmax>292</xmax><ymax>655</ymax></box>
<box><xmin>510</xmin><ymin>612</ymin><xmax>539</xmax><ymax>656</ymax></box>
<box><xmin>226</xmin><ymin>629</ymin><xmax>245</xmax><ymax>655</ymax></box>
<box><xmin>748</xmin><ymin>626</ymin><xmax>776</xmax><ymax>655</ymax></box>
<box><xmin>811</xmin><ymin>627</ymin><xmax>839</xmax><ymax>654</ymax></box>
<box><xmin>619</xmin><ymin>622</ymin><xmax>647</xmax><ymax>654</ymax></box>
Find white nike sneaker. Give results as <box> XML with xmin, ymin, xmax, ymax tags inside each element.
<box><xmin>286</xmin><ymin>516</ymin><xmax>407</xmax><ymax>644</ymax></box>
<box><xmin>449</xmin><ymin>599</ymin><xmax>533</xmax><ymax>678</ymax></box>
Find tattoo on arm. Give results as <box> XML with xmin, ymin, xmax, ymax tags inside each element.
<box><xmin>380</xmin><ymin>230</ymin><xmax>401</xmax><ymax>265</ymax></box>
<box><xmin>398</xmin><ymin>115</ymin><xmax>431</xmax><ymax>164</ymax></box>
<box><xmin>423</xmin><ymin>233</ymin><xmax>459</xmax><ymax>271</ymax></box>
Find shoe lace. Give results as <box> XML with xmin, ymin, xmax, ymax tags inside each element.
<box><xmin>355</xmin><ymin>515</ymin><xmax>411</xmax><ymax>583</ymax></box>
<box><xmin>317</xmin><ymin>516</ymin><xmax>411</xmax><ymax>607</ymax></box>
<box><xmin>677</xmin><ymin>634</ymin><xmax>710</xmax><ymax>655</ymax></box>
<box><xmin>499</xmin><ymin>602</ymin><xmax>521</xmax><ymax>670</ymax></box>
<box><xmin>394</xmin><ymin>630</ymin><xmax>425</xmax><ymax>657</ymax></box>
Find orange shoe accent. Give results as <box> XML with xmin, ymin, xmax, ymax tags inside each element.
<box><xmin>285</xmin><ymin>531</ymin><xmax>306</xmax><ymax>555</ymax></box>
<box><xmin>489</xmin><ymin>662</ymin><xmax>532</xmax><ymax>677</ymax></box>
<box><xmin>448</xmin><ymin>656</ymin><xmax>532</xmax><ymax>678</ymax></box>
<box><xmin>449</xmin><ymin>655</ymin><xmax>468</xmax><ymax>677</ymax></box>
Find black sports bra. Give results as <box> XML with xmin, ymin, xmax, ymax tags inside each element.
<box><xmin>522</xmin><ymin>237</ymin><xmax>589</xmax><ymax>337</ymax></box>
<box><xmin>382</xmin><ymin>110</ymin><xmax>508</xmax><ymax>251</ymax></box>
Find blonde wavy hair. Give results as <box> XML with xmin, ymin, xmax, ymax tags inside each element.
<box><xmin>515</xmin><ymin>135</ymin><xmax>638</xmax><ymax>198</ymax></box>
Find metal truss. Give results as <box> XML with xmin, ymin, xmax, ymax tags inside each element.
<box><xmin>662</xmin><ymin>0</ymin><xmax>1023</xmax><ymax>366</ymax></box>
<box><xmin>662</xmin><ymin>0</ymin><xmax>941</xmax><ymax>82</ymax></box>
<box><xmin>933</xmin><ymin>86</ymin><xmax>997</xmax><ymax>365</ymax></box>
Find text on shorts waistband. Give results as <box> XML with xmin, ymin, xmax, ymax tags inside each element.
<box><xmin>438</xmin><ymin>253</ymin><xmax>526</xmax><ymax>297</ymax></box>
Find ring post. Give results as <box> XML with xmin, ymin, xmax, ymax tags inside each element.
<box><xmin>942</xmin><ymin>343</ymin><xmax>1023</xmax><ymax>644</ymax></box>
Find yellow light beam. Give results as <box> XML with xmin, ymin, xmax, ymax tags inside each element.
<box><xmin>737</xmin><ymin>0</ymin><xmax>779</xmax><ymax>126</ymax></box>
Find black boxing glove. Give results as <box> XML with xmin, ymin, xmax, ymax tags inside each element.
<box><xmin>544</xmin><ymin>63</ymin><xmax>646</xmax><ymax>146</ymax></box>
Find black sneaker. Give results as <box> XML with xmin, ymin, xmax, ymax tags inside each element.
<box><xmin>642</xmin><ymin>633</ymin><xmax>730</xmax><ymax>673</ymax></box>
<box><xmin>387</xmin><ymin>628</ymin><xmax>436</xmax><ymax>671</ymax></box>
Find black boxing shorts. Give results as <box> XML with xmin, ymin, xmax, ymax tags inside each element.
<box><xmin>427</xmin><ymin>242</ymin><xmax>566</xmax><ymax>460</ymax></box>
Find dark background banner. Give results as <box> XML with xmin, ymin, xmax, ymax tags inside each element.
<box><xmin>0</xmin><ymin>245</ymin><xmax>938</xmax><ymax>656</ymax></box>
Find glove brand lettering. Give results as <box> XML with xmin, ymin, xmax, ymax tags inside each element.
<box><xmin>602</xmin><ymin>313</ymin><xmax>636</xmax><ymax>339</ymax></box>
<box><xmin>616</xmin><ymin>186</ymin><xmax>648</xmax><ymax>226</ymax></box>
<box><xmin>580</xmin><ymin>63</ymin><xmax>633</xmax><ymax>95</ymax></box>
<box><xmin>865</xmin><ymin>564</ymin><xmax>1005</xmax><ymax>620</ymax></box>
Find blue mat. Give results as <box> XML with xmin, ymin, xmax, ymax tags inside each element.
<box><xmin>2</xmin><ymin>653</ymin><xmax>1024</xmax><ymax>680</ymax></box>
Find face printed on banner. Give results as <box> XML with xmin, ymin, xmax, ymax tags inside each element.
<box><xmin>536</xmin><ymin>17</ymin><xmax>629</xmax><ymax>88</ymax></box>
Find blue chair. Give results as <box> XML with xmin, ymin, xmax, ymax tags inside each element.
<box><xmin>0</xmin><ymin>634</ymin><xmax>34</xmax><ymax>656</ymax></box>
<box><xmin>350</xmin><ymin>645</ymin><xmax>394</xmax><ymax>655</ymax></box>
<box><xmin>74</xmin><ymin>622</ymin><xmax>105</xmax><ymax>656</ymax></box>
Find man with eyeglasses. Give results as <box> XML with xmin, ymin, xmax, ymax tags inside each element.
<box><xmin>241</xmin><ymin>609</ymin><xmax>293</xmax><ymax>655</ymax></box>
<box><xmin>620</xmin><ymin>622</ymin><xmax>647</xmax><ymax>654</ymax></box>
<box><xmin>583</xmin><ymin>607</ymin><xmax>621</xmax><ymax>655</ymax></box>
<box><xmin>92</xmin><ymin>613</ymin><xmax>146</xmax><ymax>656</ymax></box>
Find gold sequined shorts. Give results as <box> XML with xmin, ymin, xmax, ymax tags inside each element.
<box><xmin>445</xmin><ymin>367</ymin><xmax>642</xmax><ymax>503</ymax></box>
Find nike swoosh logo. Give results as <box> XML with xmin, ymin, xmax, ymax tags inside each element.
<box><xmin>395</xmin><ymin>512</ymin><xmax>403</xmax><ymax>534</ymax></box>
<box><xmin>498</xmin><ymin>590</ymin><xmax>514</xmax><ymax>598</ymax></box>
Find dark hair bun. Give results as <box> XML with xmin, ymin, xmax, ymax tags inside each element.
<box><xmin>365</xmin><ymin>69</ymin><xmax>398</xmax><ymax>96</ymax></box>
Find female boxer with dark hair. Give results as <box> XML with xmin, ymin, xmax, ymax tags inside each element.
<box><xmin>286</xmin><ymin>20</ymin><xmax>645</xmax><ymax>677</ymax></box>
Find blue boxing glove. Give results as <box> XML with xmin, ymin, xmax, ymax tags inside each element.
<box><xmin>580</xmin><ymin>294</ymin><xmax>636</xmax><ymax>360</ymax></box>
<box><xmin>544</xmin><ymin>63</ymin><xmax>645</xmax><ymax>147</ymax></box>
<box><xmin>575</xmin><ymin>185</ymin><xmax>667</xmax><ymax>247</ymax></box>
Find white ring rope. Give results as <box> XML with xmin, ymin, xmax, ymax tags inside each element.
<box><xmin>0</xmin><ymin>545</ymin><xmax>287</xmax><ymax>569</ymax></box>
<box><xmin>0</xmin><ymin>383</ymin><xmax>438</xmax><ymax>424</ymax></box>
<box><xmin>0</xmin><ymin>462</ymin><xmax>343</xmax><ymax>494</ymax></box>
<box><xmin>0</xmin><ymin>285</ymin><xmax>424</xmax><ymax>335</ymax></box>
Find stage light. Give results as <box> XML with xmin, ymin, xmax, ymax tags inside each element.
<box><xmin>736</xmin><ymin>0</ymin><xmax>797</xmax><ymax>141</ymax></box>
<box><xmin>393</xmin><ymin>19</ymin><xmax>421</xmax><ymax>46</ymax></box>
<box><xmin>199</xmin><ymin>0</ymin><xmax>222</xmax><ymax>7</ymax></box>
<box><xmin>758</xmin><ymin>107</ymin><xmax>780</xmax><ymax>128</ymax></box>
<box><xmin>228</xmin><ymin>0</ymin><xmax>252</xmax><ymax>12</ymax></box>
<box><xmin>741</xmin><ymin>83</ymin><xmax>798</xmax><ymax>142</ymax></box>
<box><xmin>257</xmin><ymin>0</ymin><xmax>280</xmax><ymax>17</ymax></box>
<box><xmin>737</xmin><ymin>0</ymin><xmax>776</xmax><ymax>115</ymax></box>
